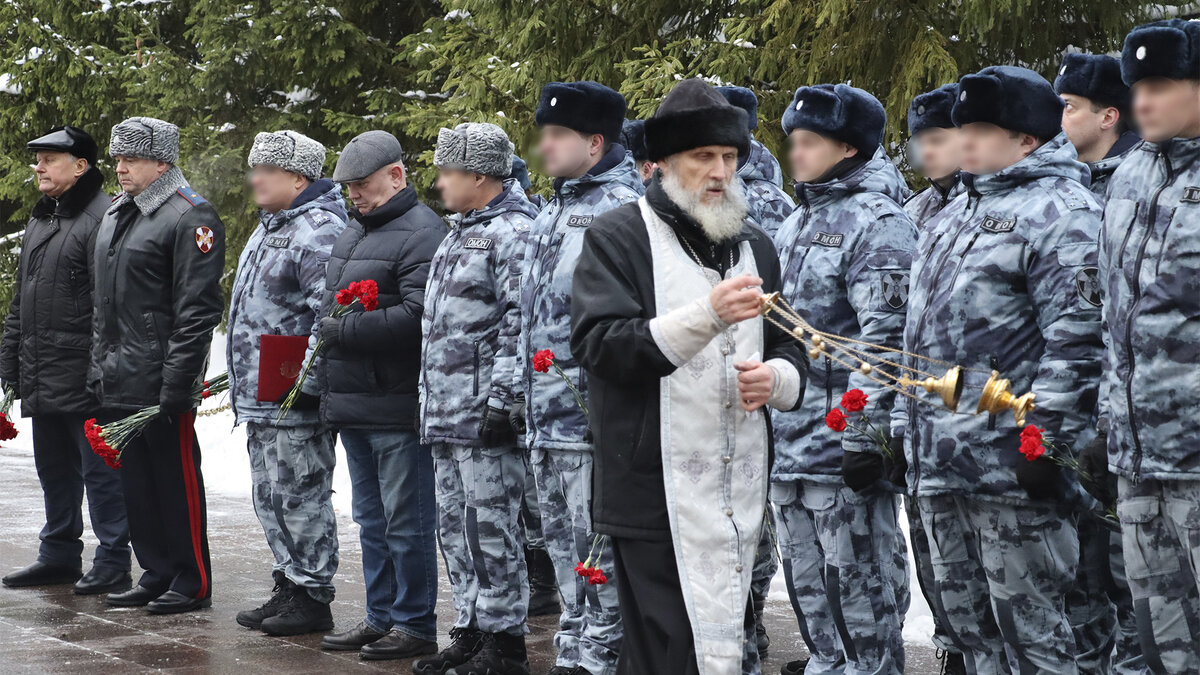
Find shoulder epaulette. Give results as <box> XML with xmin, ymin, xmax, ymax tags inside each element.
<box><xmin>176</xmin><ymin>185</ymin><xmax>208</xmax><ymax>206</ymax></box>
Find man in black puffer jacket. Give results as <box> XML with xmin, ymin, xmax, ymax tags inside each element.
<box><xmin>0</xmin><ymin>126</ymin><xmax>131</xmax><ymax>595</ymax></box>
<box><xmin>316</xmin><ymin>130</ymin><xmax>446</xmax><ymax>661</ymax></box>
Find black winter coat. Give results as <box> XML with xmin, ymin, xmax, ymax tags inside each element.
<box><xmin>88</xmin><ymin>169</ymin><xmax>226</xmax><ymax>411</ymax></box>
<box><xmin>570</xmin><ymin>177</ymin><xmax>806</xmax><ymax>541</ymax></box>
<box><xmin>0</xmin><ymin>167</ymin><xmax>108</xmax><ymax>416</ymax></box>
<box><xmin>319</xmin><ymin>186</ymin><xmax>446</xmax><ymax>429</ymax></box>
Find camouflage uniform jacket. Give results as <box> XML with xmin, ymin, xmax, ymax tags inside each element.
<box><xmin>1086</xmin><ymin>131</ymin><xmax>1142</xmax><ymax>200</ymax></box>
<box><xmin>741</xmin><ymin>138</ymin><xmax>795</xmax><ymax>237</ymax></box>
<box><xmin>771</xmin><ymin>152</ymin><xmax>918</xmax><ymax>483</ymax></box>
<box><xmin>227</xmin><ymin>180</ymin><xmax>347</xmax><ymax>426</ymax></box>
<box><xmin>1099</xmin><ymin>135</ymin><xmax>1200</xmax><ymax>480</ymax></box>
<box><xmin>904</xmin><ymin>175</ymin><xmax>965</xmax><ymax>230</ymax></box>
<box><xmin>519</xmin><ymin>145</ymin><xmax>643</xmax><ymax>452</ymax></box>
<box><xmin>420</xmin><ymin>179</ymin><xmax>536</xmax><ymax>445</ymax></box>
<box><xmin>899</xmin><ymin>133</ymin><xmax>1104</xmax><ymax>502</ymax></box>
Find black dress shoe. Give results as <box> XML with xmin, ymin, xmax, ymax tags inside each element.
<box><xmin>106</xmin><ymin>584</ymin><xmax>163</xmax><ymax>607</ymax></box>
<box><xmin>146</xmin><ymin>590</ymin><xmax>212</xmax><ymax>615</ymax></box>
<box><xmin>1</xmin><ymin>561</ymin><xmax>82</xmax><ymax>588</ymax></box>
<box><xmin>359</xmin><ymin>629</ymin><xmax>437</xmax><ymax>661</ymax></box>
<box><xmin>320</xmin><ymin>620</ymin><xmax>388</xmax><ymax>651</ymax></box>
<box><xmin>74</xmin><ymin>567</ymin><xmax>132</xmax><ymax>595</ymax></box>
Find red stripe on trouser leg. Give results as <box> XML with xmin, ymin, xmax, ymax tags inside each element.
<box><xmin>178</xmin><ymin>411</ymin><xmax>209</xmax><ymax>598</ymax></box>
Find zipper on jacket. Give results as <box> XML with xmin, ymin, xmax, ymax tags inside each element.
<box><xmin>1124</xmin><ymin>151</ymin><xmax>1174</xmax><ymax>482</ymax></box>
<box><xmin>910</xmin><ymin>198</ymin><xmax>980</xmax><ymax>365</ymax></box>
<box><xmin>824</xmin><ymin>358</ymin><xmax>833</xmax><ymax>412</ymax></box>
<box><xmin>472</xmin><ymin>340</ymin><xmax>480</xmax><ymax>396</ymax></box>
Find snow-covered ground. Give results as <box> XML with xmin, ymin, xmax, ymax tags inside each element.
<box><xmin>4</xmin><ymin>332</ymin><xmax>935</xmax><ymax>644</ymax></box>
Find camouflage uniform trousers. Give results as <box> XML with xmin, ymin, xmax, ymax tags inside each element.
<box><xmin>1116</xmin><ymin>476</ymin><xmax>1200</xmax><ymax>674</ymax></box>
<box><xmin>245</xmin><ymin>422</ymin><xmax>338</xmax><ymax>602</ymax></box>
<box><xmin>751</xmin><ymin>505</ymin><xmax>779</xmax><ymax>617</ymax></box>
<box><xmin>906</xmin><ymin>496</ymin><xmax>961</xmax><ymax>655</ymax></box>
<box><xmin>773</xmin><ymin>480</ymin><xmax>905</xmax><ymax>675</ymax></box>
<box><xmin>520</xmin><ymin>459</ymin><xmax>547</xmax><ymax>550</ymax></box>
<box><xmin>530</xmin><ymin>448</ymin><xmax>621</xmax><ymax>674</ymax></box>
<box><xmin>918</xmin><ymin>495</ymin><xmax>1079</xmax><ymax>675</ymax></box>
<box><xmin>1067</xmin><ymin>509</ymin><xmax>1145</xmax><ymax>674</ymax></box>
<box><xmin>432</xmin><ymin>442</ymin><xmax>529</xmax><ymax>634</ymax></box>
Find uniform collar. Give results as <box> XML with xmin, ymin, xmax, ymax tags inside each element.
<box><xmin>31</xmin><ymin>166</ymin><xmax>104</xmax><ymax>219</ymax></box>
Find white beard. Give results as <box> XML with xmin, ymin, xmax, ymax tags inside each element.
<box><xmin>661</xmin><ymin>169</ymin><xmax>749</xmax><ymax>242</ymax></box>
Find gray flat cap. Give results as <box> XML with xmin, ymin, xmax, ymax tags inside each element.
<box><xmin>248</xmin><ymin>130</ymin><xmax>326</xmax><ymax>180</ymax></box>
<box><xmin>433</xmin><ymin>122</ymin><xmax>514</xmax><ymax>178</ymax></box>
<box><xmin>332</xmin><ymin>130</ymin><xmax>403</xmax><ymax>183</ymax></box>
<box><xmin>109</xmin><ymin>116</ymin><xmax>180</xmax><ymax>164</ymax></box>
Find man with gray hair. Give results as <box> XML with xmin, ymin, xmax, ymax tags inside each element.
<box><xmin>91</xmin><ymin>116</ymin><xmax>224</xmax><ymax>615</ymax></box>
<box><xmin>229</xmin><ymin>130</ymin><xmax>347</xmax><ymax>636</ymax></box>
<box><xmin>415</xmin><ymin>121</ymin><xmax>537</xmax><ymax>675</ymax></box>
<box><xmin>316</xmin><ymin>131</ymin><xmax>445</xmax><ymax>660</ymax></box>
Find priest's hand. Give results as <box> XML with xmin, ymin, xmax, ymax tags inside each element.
<box><xmin>734</xmin><ymin>360</ymin><xmax>774</xmax><ymax>411</ymax></box>
<box><xmin>710</xmin><ymin>274</ymin><xmax>764</xmax><ymax>325</ymax></box>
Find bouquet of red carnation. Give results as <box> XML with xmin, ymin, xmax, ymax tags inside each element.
<box><xmin>1015</xmin><ymin>425</ymin><xmax>1118</xmax><ymax>526</ymax></box>
<box><xmin>824</xmin><ymin>389</ymin><xmax>891</xmax><ymax>457</ymax></box>
<box><xmin>277</xmin><ymin>279</ymin><xmax>379</xmax><ymax>421</ymax></box>
<box><xmin>85</xmin><ymin>372</ymin><xmax>229</xmax><ymax>470</ymax></box>
<box><xmin>0</xmin><ymin>385</ymin><xmax>18</xmax><ymax>442</ymax></box>
<box><xmin>532</xmin><ymin>349</ymin><xmax>588</xmax><ymax>416</ymax></box>
<box><xmin>574</xmin><ymin>534</ymin><xmax>610</xmax><ymax>585</ymax></box>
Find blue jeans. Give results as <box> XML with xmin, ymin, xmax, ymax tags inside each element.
<box><xmin>340</xmin><ymin>428</ymin><xmax>438</xmax><ymax>640</ymax></box>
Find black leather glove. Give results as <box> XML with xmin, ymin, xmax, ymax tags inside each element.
<box><xmin>160</xmin><ymin>389</ymin><xmax>194</xmax><ymax>416</ymax></box>
<box><xmin>509</xmin><ymin>393</ymin><xmax>527</xmax><ymax>436</ymax></box>
<box><xmin>277</xmin><ymin>391</ymin><xmax>320</xmax><ymax>412</ymax></box>
<box><xmin>884</xmin><ymin>434</ymin><xmax>908</xmax><ymax>489</ymax></box>
<box><xmin>843</xmin><ymin>450</ymin><xmax>883</xmax><ymax>492</ymax></box>
<box><xmin>1078</xmin><ymin>431</ymin><xmax>1116</xmax><ymax>507</ymax></box>
<box><xmin>319</xmin><ymin>317</ymin><xmax>341</xmax><ymax>347</ymax></box>
<box><xmin>1017</xmin><ymin>456</ymin><xmax>1063</xmax><ymax>501</ymax></box>
<box><xmin>480</xmin><ymin>402</ymin><xmax>516</xmax><ymax>446</ymax></box>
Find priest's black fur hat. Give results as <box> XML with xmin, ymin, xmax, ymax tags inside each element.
<box><xmin>1054</xmin><ymin>53</ymin><xmax>1130</xmax><ymax>113</ymax></box>
<box><xmin>535</xmin><ymin>81</ymin><xmax>626</xmax><ymax>144</ymax></box>
<box><xmin>952</xmin><ymin>66</ymin><xmax>1063</xmax><ymax>141</ymax></box>
<box><xmin>907</xmin><ymin>83</ymin><xmax>959</xmax><ymax>135</ymax></box>
<box><xmin>1120</xmin><ymin>19</ymin><xmax>1200</xmax><ymax>86</ymax></box>
<box><xmin>644</xmin><ymin>78</ymin><xmax>750</xmax><ymax>161</ymax></box>
<box><xmin>782</xmin><ymin>83</ymin><xmax>885</xmax><ymax>157</ymax></box>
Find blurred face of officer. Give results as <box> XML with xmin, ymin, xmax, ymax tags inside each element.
<box><xmin>959</xmin><ymin>122</ymin><xmax>1040</xmax><ymax>175</ymax></box>
<box><xmin>32</xmin><ymin>151</ymin><xmax>87</xmax><ymax>199</ymax></box>
<box><xmin>1131</xmin><ymin>77</ymin><xmax>1200</xmax><ymax>143</ymax></box>
<box><xmin>345</xmin><ymin>163</ymin><xmax>405</xmax><ymax>215</ymax></box>
<box><xmin>436</xmin><ymin>167</ymin><xmax>498</xmax><ymax>215</ymax></box>
<box><xmin>1060</xmin><ymin>93</ymin><xmax>1121</xmax><ymax>162</ymax></box>
<box><xmin>912</xmin><ymin>127</ymin><xmax>962</xmax><ymax>182</ymax></box>
<box><xmin>787</xmin><ymin>129</ymin><xmax>857</xmax><ymax>183</ymax></box>
<box><xmin>539</xmin><ymin>125</ymin><xmax>604</xmax><ymax>179</ymax></box>
<box><xmin>249</xmin><ymin>164</ymin><xmax>310</xmax><ymax>214</ymax></box>
<box><xmin>114</xmin><ymin>155</ymin><xmax>170</xmax><ymax>197</ymax></box>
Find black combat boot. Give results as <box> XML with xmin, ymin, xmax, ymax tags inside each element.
<box><xmin>236</xmin><ymin>573</ymin><xmax>295</xmax><ymax>629</ymax></box>
<box><xmin>448</xmin><ymin>631</ymin><xmax>530</xmax><ymax>675</ymax></box>
<box><xmin>414</xmin><ymin>626</ymin><xmax>486</xmax><ymax>674</ymax></box>
<box><xmin>259</xmin><ymin>588</ymin><xmax>334</xmax><ymax>636</ymax></box>
<box><xmin>525</xmin><ymin>546</ymin><xmax>560</xmax><ymax>617</ymax></box>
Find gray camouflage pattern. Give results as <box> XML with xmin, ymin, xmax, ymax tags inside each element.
<box><xmin>773</xmin><ymin>481</ymin><xmax>905</xmax><ymax>674</ymax></box>
<box><xmin>1099</xmin><ymin>137</ymin><xmax>1200</xmax><ymax>481</ymax></box>
<box><xmin>1068</xmin><ymin>511</ymin><xmax>1145</xmax><ymax>674</ymax></box>
<box><xmin>419</xmin><ymin>179</ymin><xmax>536</xmax><ymax>444</ymax></box>
<box><xmin>771</xmin><ymin>147</ymin><xmax>917</xmax><ymax>482</ymax></box>
<box><xmin>432</xmin><ymin>442</ymin><xmax>529</xmax><ymax>634</ymax></box>
<box><xmin>898</xmin><ymin>133</ymin><xmax>1104</xmax><ymax>502</ymax></box>
<box><xmin>1116</xmin><ymin>476</ymin><xmax>1200</xmax><ymax>673</ymax></box>
<box><xmin>741</xmin><ymin>138</ymin><xmax>795</xmax><ymax>237</ymax></box>
<box><xmin>530</xmin><ymin>448</ymin><xmax>621</xmax><ymax>674</ymax></box>
<box><xmin>903</xmin><ymin>178</ymin><xmax>965</xmax><ymax>230</ymax></box>
<box><xmin>518</xmin><ymin>151</ymin><xmax>643</xmax><ymax>451</ymax></box>
<box><xmin>918</xmin><ymin>495</ymin><xmax>1079</xmax><ymax>673</ymax></box>
<box><xmin>227</xmin><ymin>182</ymin><xmax>347</xmax><ymax>425</ymax></box>
<box><xmin>245</xmin><ymin>421</ymin><xmax>339</xmax><ymax>601</ymax></box>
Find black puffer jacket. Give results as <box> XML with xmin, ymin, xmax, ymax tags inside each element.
<box><xmin>320</xmin><ymin>186</ymin><xmax>446</xmax><ymax>429</ymax></box>
<box><xmin>88</xmin><ymin>168</ymin><xmax>225</xmax><ymax>411</ymax></box>
<box><xmin>0</xmin><ymin>167</ymin><xmax>108</xmax><ymax>416</ymax></box>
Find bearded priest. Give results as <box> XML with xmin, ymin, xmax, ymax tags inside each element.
<box><xmin>570</xmin><ymin>78</ymin><xmax>806</xmax><ymax>675</ymax></box>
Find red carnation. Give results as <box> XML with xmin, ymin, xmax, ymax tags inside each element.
<box><xmin>0</xmin><ymin>413</ymin><xmax>16</xmax><ymax>442</ymax></box>
<box><xmin>335</xmin><ymin>289</ymin><xmax>355</xmax><ymax>306</ymax></box>
<box><xmin>355</xmin><ymin>280</ymin><xmax>379</xmax><ymax>312</ymax></box>
<box><xmin>840</xmin><ymin>389</ymin><xmax>868</xmax><ymax>413</ymax></box>
<box><xmin>574</xmin><ymin>562</ymin><xmax>588</xmax><ymax>577</ymax></box>
<box><xmin>1019</xmin><ymin>425</ymin><xmax>1046</xmax><ymax>461</ymax></box>
<box><xmin>84</xmin><ymin>418</ymin><xmax>121</xmax><ymax>469</ymax></box>
<box><xmin>588</xmin><ymin>570</ymin><xmax>608</xmax><ymax>585</ymax></box>
<box><xmin>825</xmin><ymin>408</ymin><xmax>848</xmax><ymax>432</ymax></box>
<box><xmin>533</xmin><ymin>349</ymin><xmax>555</xmax><ymax>374</ymax></box>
